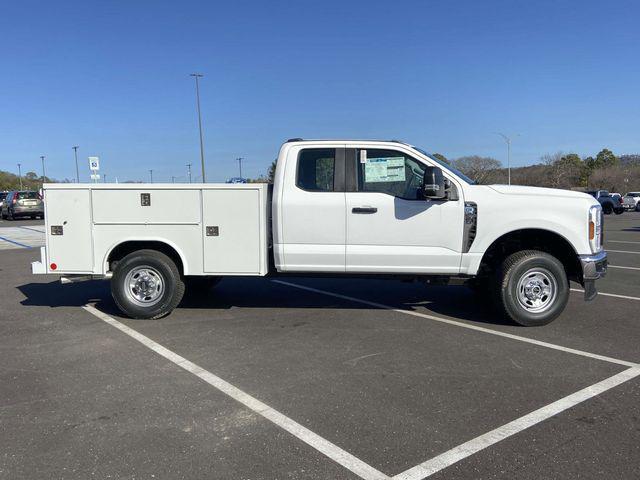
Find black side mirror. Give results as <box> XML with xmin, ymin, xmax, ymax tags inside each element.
<box><xmin>422</xmin><ymin>166</ymin><xmax>446</xmax><ymax>199</ymax></box>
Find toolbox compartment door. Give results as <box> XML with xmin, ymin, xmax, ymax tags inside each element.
<box><xmin>91</xmin><ymin>189</ymin><xmax>200</xmax><ymax>224</ymax></box>
<box><xmin>45</xmin><ymin>189</ymin><xmax>93</xmax><ymax>272</ymax></box>
<box><xmin>202</xmin><ymin>189</ymin><xmax>261</xmax><ymax>274</ymax></box>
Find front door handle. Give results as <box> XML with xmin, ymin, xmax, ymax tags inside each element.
<box><xmin>352</xmin><ymin>207</ymin><xmax>377</xmax><ymax>214</ymax></box>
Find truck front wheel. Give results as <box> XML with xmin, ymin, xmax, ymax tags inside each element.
<box><xmin>111</xmin><ymin>249</ymin><xmax>185</xmax><ymax>319</ymax></box>
<box><xmin>497</xmin><ymin>250</ymin><xmax>569</xmax><ymax>327</ymax></box>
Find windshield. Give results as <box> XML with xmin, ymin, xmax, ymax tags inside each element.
<box><xmin>625</xmin><ymin>192</ymin><xmax>640</xmax><ymax>196</ymax></box>
<box><xmin>412</xmin><ymin>146</ymin><xmax>476</xmax><ymax>184</ymax></box>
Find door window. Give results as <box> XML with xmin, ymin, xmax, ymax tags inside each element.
<box><xmin>296</xmin><ymin>149</ymin><xmax>336</xmax><ymax>192</ymax></box>
<box><xmin>357</xmin><ymin>149</ymin><xmax>425</xmax><ymax>200</ymax></box>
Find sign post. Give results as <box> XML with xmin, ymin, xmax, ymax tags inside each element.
<box><xmin>88</xmin><ymin>157</ymin><xmax>100</xmax><ymax>183</ymax></box>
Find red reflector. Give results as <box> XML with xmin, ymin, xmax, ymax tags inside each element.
<box><xmin>50</xmin><ymin>263</ymin><xmax>57</xmax><ymax>270</ymax></box>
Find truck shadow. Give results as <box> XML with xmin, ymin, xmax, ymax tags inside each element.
<box><xmin>17</xmin><ymin>277</ymin><xmax>511</xmax><ymax>327</ymax></box>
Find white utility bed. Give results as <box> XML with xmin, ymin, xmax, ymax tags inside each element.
<box><xmin>32</xmin><ymin>183</ymin><xmax>269</xmax><ymax>277</ymax></box>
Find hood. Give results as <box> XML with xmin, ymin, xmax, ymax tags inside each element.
<box><xmin>486</xmin><ymin>184</ymin><xmax>594</xmax><ymax>200</ymax></box>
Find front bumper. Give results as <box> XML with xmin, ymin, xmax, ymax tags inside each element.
<box><xmin>579</xmin><ymin>250</ymin><xmax>608</xmax><ymax>301</ymax></box>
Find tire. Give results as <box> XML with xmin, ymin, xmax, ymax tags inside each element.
<box><xmin>496</xmin><ymin>250</ymin><xmax>569</xmax><ymax>327</ymax></box>
<box><xmin>111</xmin><ymin>249</ymin><xmax>185</xmax><ymax>319</ymax></box>
<box><xmin>614</xmin><ymin>208</ymin><xmax>623</xmax><ymax>215</ymax></box>
<box><xmin>184</xmin><ymin>276</ymin><xmax>222</xmax><ymax>295</ymax></box>
<box><xmin>602</xmin><ymin>204</ymin><xmax>613</xmax><ymax>215</ymax></box>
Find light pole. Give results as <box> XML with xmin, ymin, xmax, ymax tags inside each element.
<box><xmin>149</xmin><ymin>170</ymin><xmax>153</xmax><ymax>183</ymax></box>
<box><xmin>17</xmin><ymin>163</ymin><xmax>23</xmax><ymax>190</ymax></box>
<box><xmin>236</xmin><ymin>157</ymin><xmax>243</xmax><ymax>178</ymax></box>
<box><xmin>190</xmin><ymin>73</ymin><xmax>206</xmax><ymax>183</ymax></box>
<box><xmin>40</xmin><ymin>155</ymin><xmax>46</xmax><ymax>183</ymax></box>
<box><xmin>494</xmin><ymin>133</ymin><xmax>518</xmax><ymax>185</ymax></box>
<box><xmin>72</xmin><ymin>146</ymin><xmax>80</xmax><ymax>183</ymax></box>
<box><xmin>171</xmin><ymin>176</ymin><xmax>176</xmax><ymax>183</ymax></box>
<box><xmin>186</xmin><ymin>163</ymin><xmax>192</xmax><ymax>183</ymax></box>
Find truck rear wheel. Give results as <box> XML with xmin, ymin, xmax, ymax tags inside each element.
<box><xmin>111</xmin><ymin>249</ymin><xmax>185</xmax><ymax>319</ymax></box>
<box><xmin>497</xmin><ymin>250</ymin><xmax>569</xmax><ymax>327</ymax></box>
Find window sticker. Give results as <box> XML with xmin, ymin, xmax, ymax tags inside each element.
<box><xmin>364</xmin><ymin>157</ymin><xmax>406</xmax><ymax>183</ymax></box>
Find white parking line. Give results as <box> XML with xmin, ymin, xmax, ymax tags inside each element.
<box><xmin>570</xmin><ymin>288</ymin><xmax>640</xmax><ymax>302</ymax></box>
<box><xmin>607</xmin><ymin>240</ymin><xmax>640</xmax><ymax>245</ymax></box>
<box><xmin>607</xmin><ymin>249</ymin><xmax>640</xmax><ymax>255</ymax></box>
<box><xmin>82</xmin><ymin>305</ymin><xmax>389</xmax><ymax>480</ymax></box>
<box><xmin>609</xmin><ymin>265</ymin><xmax>640</xmax><ymax>271</ymax></box>
<box><xmin>274</xmin><ymin>281</ymin><xmax>638</xmax><ymax>368</ymax></box>
<box><xmin>393</xmin><ymin>367</ymin><xmax>640</xmax><ymax>480</ymax></box>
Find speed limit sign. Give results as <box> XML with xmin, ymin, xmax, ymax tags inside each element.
<box><xmin>88</xmin><ymin>156</ymin><xmax>100</xmax><ymax>171</ymax></box>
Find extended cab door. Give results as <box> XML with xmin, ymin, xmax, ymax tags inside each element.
<box><xmin>345</xmin><ymin>147</ymin><xmax>464</xmax><ymax>274</ymax></box>
<box><xmin>278</xmin><ymin>146</ymin><xmax>346</xmax><ymax>271</ymax></box>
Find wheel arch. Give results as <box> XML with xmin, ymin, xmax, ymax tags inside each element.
<box><xmin>477</xmin><ymin>228</ymin><xmax>582</xmax><ymax>282</ymax></box>
<box><xmin>104</xmin><ymin>239</ymin><xmax>188</xmax><ymax>276</ymax></box>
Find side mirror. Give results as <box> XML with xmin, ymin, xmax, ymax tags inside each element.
<box><xmin>422</xmin><ymin>166</ymin><xmax>446</xmax><ymax>199</ymax></box>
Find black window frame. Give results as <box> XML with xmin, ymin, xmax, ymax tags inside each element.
<box><xmin>295</xmin><ymin>148</ymin><xmax>345</xmax><ymax>193</ymax></box>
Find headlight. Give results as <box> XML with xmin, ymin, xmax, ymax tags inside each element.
<box><xmin>588</xmin><ymin>205</ymin><xmax>603</xmax><ymax>253</ymax></box>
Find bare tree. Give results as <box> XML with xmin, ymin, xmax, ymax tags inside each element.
<box><xmin>452</xmin><ymin>156</ymin><xmax>502</xmax><ymax>184</ymax></box>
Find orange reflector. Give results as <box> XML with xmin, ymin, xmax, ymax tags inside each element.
<box><xmin>589</xmin><ymin>221</ymin><xmax>595</xmax><ymax>240</ymax></box>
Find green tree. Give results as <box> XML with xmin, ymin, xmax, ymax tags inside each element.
<box><xmin>594</xmin><ymin>148</ymin><xmax>618</xmax><ymax>168</ymax></box>
<box><xmin>267</xmin><ymin>159</ymin><xmax>277</xmax><ymax>183</ymax></box>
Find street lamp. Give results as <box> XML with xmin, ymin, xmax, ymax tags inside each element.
<box><xmin>190</xmin><ymin>73</ymin><xmax>206</xmax><ymax>183</ymax></box>
<box><xmin>236</xmin><ymin>157</ymin><xmax>244</xmax><ymax>178</ymax></box>
<box><xmin>493</xmin><ymin>133</ymin><xmax>519</xmax><ymax>185</ymax></box>
<box><xmin>40</xmin><ymin>155</ymin><xmax>46</xmax><ymax>183</ymax></box>
<box><xmin>17</xmin><ymin>163</ymin><xmax>23</xmax><ymax>190</ymax></box>
<box><xmin>72</xmin><ymin>146</ymin><xmax>80</xmax><ymax>183</ymax></box>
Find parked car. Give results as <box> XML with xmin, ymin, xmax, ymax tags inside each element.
<box><xmin>586</xmin><ymin>190</ymin><xmax>618</xmax><ymax>214</ymax></box>
<box><xmin>1</xmin><ymin>191</ymin><xmax>44</xmax><ymax>220</ymax></box>
<box><xmin>33</xmin><ymin>139</ymin><xmax>607</xmax><ymax>327</ymax></box>
<box><xmin>610</xmin><ymin>193</ymin><xmax>625</xmax><ymax>215</ymax></box>
<box><xmin>0</xmin><ymin>192</ymin><xmax>7</xmax><ymax>214</ymax></box>
<box><xmin>623</xmin><ymin>192</ymin><xmax>640</xmax><ymax>211</ymax></box>
<box><xmin>226</xmin><ymin>177</ymin><xmax>247</xmax><ymax>184</ymax></box>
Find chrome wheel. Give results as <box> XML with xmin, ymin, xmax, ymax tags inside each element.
<box><xmin>124</xmin><ymin>265</ymin><xmax>164</xmax><ymax>307</ymax></box>
<box><xmin>516</xmin><ymin>268</ymin><xmax>557</xmax><ymax>313</ymax></box>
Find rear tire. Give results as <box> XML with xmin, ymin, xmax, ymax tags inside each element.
<box><xmin>111</xmin><ymin>249</ymin><xmax>185</xmax><ymax>319</ymax></box>
<box><xmin>497</xmin><ymin>250</ymin><xmax>569</xmax><ymax>327</ymax></box>
<box><xmin>603</xmin><ymin>204</ymin><xmax>613</xmax><ymax>214</ymax></box>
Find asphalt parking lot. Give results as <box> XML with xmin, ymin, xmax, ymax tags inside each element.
<box><xmin>1</xmin><ymin>214</ymin><xmax>639</xmax><ymax>479</ymax></box>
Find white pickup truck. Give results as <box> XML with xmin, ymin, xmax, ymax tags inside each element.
<box><xmin>32</xmin><ymin>139</ymin><xmax>607</xmax><ymax>326</ymax></box>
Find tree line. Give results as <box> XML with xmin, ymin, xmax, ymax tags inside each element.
<box><xmin>4</xmin><ymin>148</ymin><xmax>638</xmax><ymax>193</ymax></box>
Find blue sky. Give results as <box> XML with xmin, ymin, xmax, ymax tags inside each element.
<box><xmin>1</xmin><ymin>0</ymin><xmax>639</xmax><ymax>182</ymax></box>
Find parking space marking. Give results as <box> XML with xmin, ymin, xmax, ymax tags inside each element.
<box><xmin>0</xmin><ymin>234</ymin><xmax>32</xmax><ymax>249</ymax></box>
<box><xmin>393</xmin><ymin>367</ymin><xmax>640</xmax><ymax>480</ymax></box>
<box><xmin>273</xmin><ymin>281</ymin><xmax>638</xmax><ymax>368</ymax></box>
<box><xmin>570</xmin><ymin>288</ymin><xmax>640</xmax><ymax>302</ymax></box>
<box><xmin>607</xmin><ymin>240</ymin><xmax>640</xmax><ymax>245</ymax></box>
<box><xmin>607</xmin><ymin>249</ymin><xmax>640</xmax><ymax>255</ymax></box>
<box><xmin>18</xmin><ymin>225</ymin><xmax>45</xmax><ymax>233</ymax></box>
<box><xmin>82</xmin><ymin>305</ymin><xmax>389</xmax><ymax>480</ymax></box>
<box><xmin>609</xmin><ymin>265</ymin><xmax>640</xmax><ymax>271</ymax></box>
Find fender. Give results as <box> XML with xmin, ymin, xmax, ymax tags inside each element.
<box><xmin>101</xmin><ymin>237</ymin><xmax>190</xmax><ymax>275</ymax></box>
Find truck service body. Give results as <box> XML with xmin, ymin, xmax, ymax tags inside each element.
<box><xmin>32</xmin><ymin>140</ymin><xmax>607</xmax><ymax>326</ymax></box>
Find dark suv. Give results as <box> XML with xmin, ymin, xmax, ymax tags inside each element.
<box><xmin>586</xmin><ymin>190</ymin><xmax>622</xmax><ymax>215</ymax></box>
<box><xmin>1</xmin><ymin>191</ymin><xmax>44</xmax><ymax>220</ymax></box>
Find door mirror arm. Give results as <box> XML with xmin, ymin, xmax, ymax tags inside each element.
<box><xmin>422</xmin><ymin>166</ymin><xmax>447</xmax><ymax>200</ymax></box>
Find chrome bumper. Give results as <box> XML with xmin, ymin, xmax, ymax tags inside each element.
<box><xmin>579</xmin><ymin>250</ymin><xmax>607</xmax><ymax>301</ymax></box>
